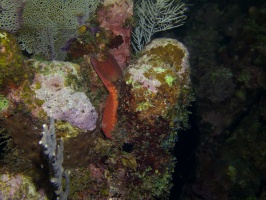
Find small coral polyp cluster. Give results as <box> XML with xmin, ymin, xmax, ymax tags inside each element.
<box><xmin>0</xmin><ymin>0</ymin><xmax>192</xmax><ymax>199</ymax></box>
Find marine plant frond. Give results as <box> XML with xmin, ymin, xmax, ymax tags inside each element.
<box><xmin>132</xmin><ymin>0</ymin><xmax>187</xmax><ymax>53</ymax></box>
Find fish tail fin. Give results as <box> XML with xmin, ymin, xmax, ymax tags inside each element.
<box><xmin>101</xmin><ymin>87</ymin><xmax>119</xmax><ymax>138</ymax></box>
<box><xmin>90</xmin><ymin>52</ymin><xmax>122</xmax><ymax>138</ymax></box>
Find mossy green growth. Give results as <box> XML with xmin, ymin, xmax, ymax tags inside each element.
<box><xmin>136</xmin><ymin>101</ymin><xmax>153</xmax><ymax>112</ymax></box>
<box><xmin>121</xmin><ymin>154</ymin><xmax>137</xmax><ymax>171</ymax></box>
<box><xmin>227</xmin><ymin>165</ymin><xmax>237</xmax><ymax>183</ymax></box>
<box><xmin>0</xmin><ymin>31</ymin><xmax>26</xmax><ymax>89</ymax></box>
<box><xmin>145</xmin><ymin>43</ymin><xmax>185</xmax><ymax>71</ymax></box>
<box><xmin>164</xmin><ymin>75</ymin><xmax>175</xmax><ymax>87</ymax></box>
<box><xmin>55</xmin><ymin>120</ymin><xmax>81</xmax><ymax>139</ymax></box>
<box><xmin>0</xmin><ymin>94</ymin><xmax>9</xmax><ymax>112</ymax></box>
<box><xmin>125</xmin><ymin>39</ymin><xmax>192</xmax><ymax>126</ymax></box>
<box><xmin>112</xmin><ymin>39</ymin><xmax>192</xmax><ymax>199</ymax></box>
<box><xmin>69</xmin><ymin>166</ymin><xmax>109</xmax><ymax>199</ymax></box>
<box><xmin>0</xmin><ymin>168</ymin><xmax>50</xmax><ymax>199</ymax></box>
<box><xmin>132</xmin><ymin>164</ymin><xmax>174</xmax><ymax>198</ymax></box>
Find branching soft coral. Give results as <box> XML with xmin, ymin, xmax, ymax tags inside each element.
<box><xmin>132</xmin><ymin>0</ymin><xmax>187</xmax><ymax>53</ymax></box>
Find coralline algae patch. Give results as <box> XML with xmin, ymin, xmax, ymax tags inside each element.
<box><xmin>124</xmin><ymin>38</ymin><xmax>190</xmax><ymax>124</ymax></box>
<box><xmin>0</xmin><ymin>172</ymin><xmax>48</xmax><ymax>200</ymax></box>
<box><xmin>97</xmin><ymin>0</ymin><xmax>133</xmax><ymax>69</ymax></box>
<box><xmin>30</xmin><ymin>61</ymin><xmax>98</xmax><ymax>131</ymax></box>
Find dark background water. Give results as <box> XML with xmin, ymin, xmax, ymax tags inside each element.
<box><xmin>168</xmin><ymin>0</ymin><xmax>266</xmax><ymax>199</ymax></box>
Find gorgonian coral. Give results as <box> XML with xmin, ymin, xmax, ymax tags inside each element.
<box><xmin>18</xmin><ymin>0</ymin><xmax>99</xmax><ymax>60</ymax></box>
<box><xmin>0</xmin><ymin>0</ymin><xmax>25</xmax><ymax>33</ymax></box>
<box><xmin>132</xmin><ymin>0</ymin><xmax>187</xmax><ymax>53</ymax></box>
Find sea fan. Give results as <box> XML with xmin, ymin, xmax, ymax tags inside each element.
<box><xmin>18</xmin><ymin>0</ymin><xmax>99</xmax><ymax>60</ymax></box>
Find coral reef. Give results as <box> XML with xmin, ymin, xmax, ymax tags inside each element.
<box><xmin>0</xmin><ymin>0</ymin><xmax>193</xmax><ymax>199</ymax></box>
<box><xmin>97</xmin><ymin>0</ymin><xmax>133</xmax><ymax>69</ymax></box>
<box><xmin>0</xmin><ymin>30</ymin><xmax>28</xmax><ymax>90</ymax></box>
<box><xmin>123</xmin><ymin>38</ymin><xmax>190</xmax><ymax>127</ymax></box>
<box><xmin>1</xmin><ymin>57</ymin><xmax>98</xmax><ymax>134</ymax></box>
<box><xmin>105</xmin><ymin>38</ymin><xmax>192</xmax><ymax>198</ymax></box>
<box><xmin>0</xmin><ymin>172</ymin><xmax>48</xmax><ymax>200</ymax></box>
<box><xmin>31</xmin><ymin>61</ymin><xmax>98</xmax><ymax>130</ymax></box>
<box><xmin>132</xmin><ymin>0</ymin><xmax>187</xmax><ymax>52</ymax></box>
<box><xmin>18</xmin><ymin>0</ymin><xmax>100</xmax><ymax>60</ymax></box>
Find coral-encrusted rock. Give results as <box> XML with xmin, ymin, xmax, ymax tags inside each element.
<box><xmin>0</xmin><ymin>31</ymin><xmax>28</xmax><ymax>91</ymax></box>
<box><xmin>98</xmin><ymin>0</ymin><xmax>133</xmax><ymax>69</ymax></box>
<box><xmin>6</xmin><ymin>60</ymin><xmax>98</xmax><ymax>132</ymax></box>
<box><xmin>0</xmin><ymin>31</ymin><xmax>22</xmax><ymax>68</ymax></box>
<box><xmin>0</xmin><ymin>172</ymin><xmax>48</xmax><ymax>200</ymax></box>
<box><xmin>108</xmin><ymin>38</ymin><xmax>193</xmax><ymax>198</ymax></box>
<box><xmin>30</xmin><ymin>61</ymin><xmax>98</xmax><ymax>131</ymax></box>
<box><xmin>0</xmin><ymin>59</ymin><xmax>101</xmax><ymax>169</ymax></box>
<box><xmin>123</xmin><ymin>38</ymin><xmax>191</xmax><ymax>128</ymax></box>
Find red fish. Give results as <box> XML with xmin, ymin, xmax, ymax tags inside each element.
<box><xmin>90</xmin><ymin>52</ymin><xmax>122</xmax><ymax>138</ymax></box>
